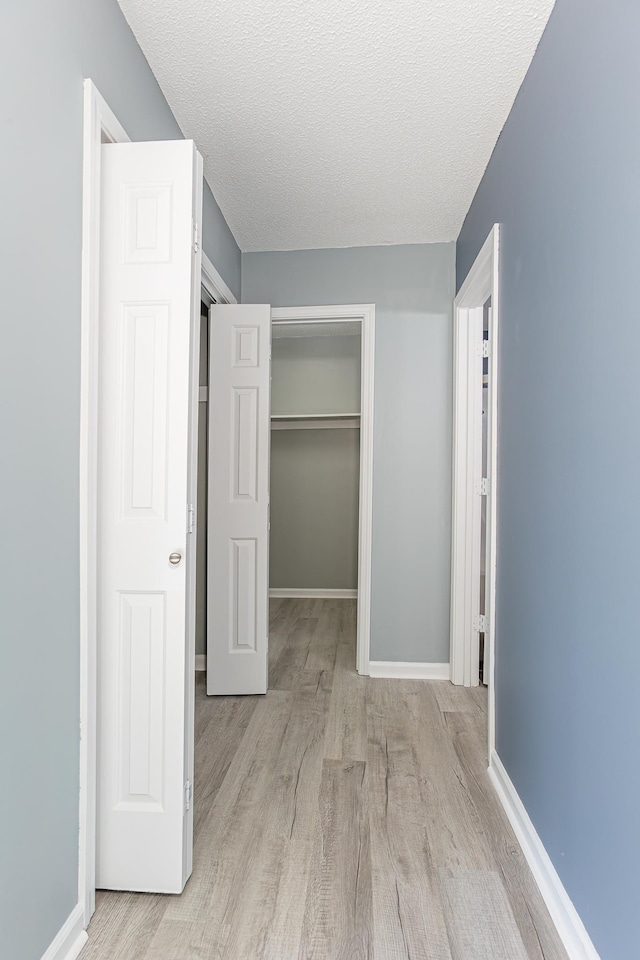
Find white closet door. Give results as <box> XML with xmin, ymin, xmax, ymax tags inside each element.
<box><xmin>97</xmin><ymin>140</ymin><xmax>201</xmax><ymax>892</ymax></box>
<box><xmin>207</xmin><ymin>305</ymin><xmax>271</xmax><ymax>695</ymax></box>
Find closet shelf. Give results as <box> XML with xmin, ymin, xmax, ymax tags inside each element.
<box><xmin>271</xmin><ymin>413</ymin><xmax>360</xmax><ymax>431</ymax></box>
<box><xmin>271</xmin><ymin>412</ymin><xmax>360</xmax><ymax>421</ymax></box>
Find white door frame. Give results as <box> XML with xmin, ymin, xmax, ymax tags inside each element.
<box><xmin>450</xmin><ymin>225</ymin><xmax>500</xmax><ymax>758</ymax></box>
<box><xmin>79</xmin><ymin>80</ymin><xmax>235</xmax><ymax>926</ymax></box>
<box><xmin>270</xmin><ymin>304</ymin><xmax>375</xmax><ymax>677</ymax></box>
<box><xmin>79</xmin><ymin>79</ymin><xmax>130</xmax><ymax>928</ymax></box>
<box><xmin>201</xmin><ymin>251</ymin><xmax>237</xmax><ymax>307</ymax></box>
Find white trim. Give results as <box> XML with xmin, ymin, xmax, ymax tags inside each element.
<box><xmin>450</xmin><ymin>225</ymin><xmax>500</xmax><ymax>760</ymax></box>
<box><xmin>195</xmin><ymin>654</ymin><xmax>207</xmax><ymax>671</ymax></box>
<box><xmin>40</xmin><ymin>904</ymin><xmax>87</xmax><ymax>960</ymax></box>
<box><xmin>201</xmin><ymin>251</ymin><xmax>237</xmax><ymax>305</ymax></box>
<box><xmin>269</xmin><ymin>587</ymin><xmax>358</xmax><ymax>599</ymax></box>
<box><xmin>488</xmin><ymin>752</ymin><xmax>601</xmax><ymax>960</ymax></box>
<box><xmin>368</xmin><ymin>661</ymin><xmax>450</xmax><ymax>680</ymax></box>
<box><xmin>79</xmin><ymin>79</ymin><xmax>130</xmax><ymax>929</ymax></box>
<box><xmin>271</xmin><ymin>305</ymin><xmax>375</xmax><ymax>677</ymax></box>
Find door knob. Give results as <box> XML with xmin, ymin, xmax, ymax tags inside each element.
<box><xmin>169</xmin><ymin>552</ymin><xmax>182</xmax><ymax>565</ymax></box>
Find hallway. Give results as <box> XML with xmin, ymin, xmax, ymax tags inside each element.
<box><xmin>81</xmin><ymin>599</ymin><xmax>567</xmax><ymax>959</ymax></box>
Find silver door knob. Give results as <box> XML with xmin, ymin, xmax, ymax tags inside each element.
<box><xmin>169</xmin><ymin>552</ymin><xmax>182</xmax><ymax>565</ymax></box>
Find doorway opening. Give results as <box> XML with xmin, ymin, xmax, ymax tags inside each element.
<box><xmin>269</xmin><ymin>307</ymin><xmax>375</xmax><ymax>680</ymax></box>
<box><xmin>203</xmin><ymin>304</ymin><xmax>375</xmax><ymax>695</ymax></box>
<box><xmin>195</xmin><ymin>261</ymin><xmax>239</xmax><ymax>672</ymax></box>
<box><xmin>268</xmin><ymin>317</ymin><xmax>362</xmax><ymax>677</ymax></box>
<box><xmin>479</xmin><ymin>298</ymin><xmax>491</xmax><ymax>685</ymax></box>
<box><xmin>450</xmin><ymin>225</ymin><xmax>500</xmax><ymax>758</ymax></box>
<box><xmin>270</xmin><ymin>324</ymin><xmax>360</xmax><ymax>582</ymax></box>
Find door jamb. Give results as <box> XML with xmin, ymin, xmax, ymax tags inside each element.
<box><xmin>79</xmin><ymin>80</ymin><xmax>129</xmax><ymax>928</ymax></box>
<box><xmin>79</xmin><ymin>80</ymin><xmax>235</xmax><ymax>927</ymax></box>
<box><xmin>201</xmin><ymin>251</ymin><xmax>237</xmax><ymax>306</ymax></box>
<box><xmin>450</xmin><ymin>225</ymin><xmax>500</xmax><ymax>759</ymax></box>
<box><xmin>270</xmin><ymin>304</ymin><xmax>375</xmax><ymax>677</ymax></box>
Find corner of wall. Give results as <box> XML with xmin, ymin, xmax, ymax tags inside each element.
<box><xmin>40</xmin><ymin>905</ymin><xmax>87</xmax><ymax>960</ymax></box>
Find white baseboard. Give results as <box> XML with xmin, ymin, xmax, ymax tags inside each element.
<box><xmin>368</xmin><ymin>661</ymin><xmax>450</xmax><ymax>680</ymax></box>
<box><xmin>269</xmin><ymin>588</ymin><xmax>357</xmax><ymax>599</ymax></box>
<box><xmin>488</xmin><ymin>751</ymin><xmax>600</xmax><ymax>960</ymax></box>
<box><xmin>41</xmin><ymin>904</ymin><xmax>87</xmax><ymax>960</ymax></box>
<box><xmin>195</xmin><ymin>654</ymin><xmax>207</xmax><ymax>672</ymax></box>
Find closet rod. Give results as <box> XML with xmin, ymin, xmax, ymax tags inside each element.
<box><xmin>271</xmin><ymin>412</ymin><xmax>360</xmax><ymax>421</ymax></box>
<box><xmin>271</xmin><ymin>416</ymin><xmax>360</xmax><ymax>432</ymax></box>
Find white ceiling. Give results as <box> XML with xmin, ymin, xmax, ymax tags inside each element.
<box><xmin>118</xmin><ymin>0</ymin><xmax>555</xmax><ymax>252</ymax></box>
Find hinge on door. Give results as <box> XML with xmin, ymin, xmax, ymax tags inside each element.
<box><xmin>187</xmin><ymin>503</ymin><xmax>195</xmax><ymax>534</ymax></box>
<box><xmin>478</xmin><ymin>339</ymin><xmax>491</xmax><ymax>358</ymax></box>
<box><xmin>192</xmin><ymin>221</ymin><xmax>199</xmax><ymax>254</ymax></box>
<box><xmin>184</xmin><ymin>780</ymin><xmax>192</xmax><ymax>812</ymax></box>
<box><xmin>475</xmin><ymin>477</ymin><xmax>490</xmax><ymax>496</ymax></box>
<box><xmin>473</xmin><ymin>614</ymin><xmax>488</xmax><ymax>633</ymax></box>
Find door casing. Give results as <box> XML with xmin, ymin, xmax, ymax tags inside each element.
<box><xmin>450</xmin><ymin>224</ymin><xmax>500</xmax><ymax>759</ymax></box>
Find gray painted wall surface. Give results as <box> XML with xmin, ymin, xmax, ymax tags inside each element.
<box><xmin>456</xmin><ymin>1</ymin><xmax>640</xmax><ymax>955</ymax></box>
<box><xmin>243</xmin><ymin>244</ymin><xmax>455</xmax><ymax>662</ymax></box>
<box><xmin>270</xmin><ymin>429</ymin><xmax>360</xmax><ymax>590</ymax></box>
<box><xmin>0</xmin><ymin>3</ymin><xmax>239</xmax><ymax>957</ymax></box>
<box><xmin>270</xmin><ymin>334</ymin><xmax>361</xmax><ymax>591</ymax></box>
<box><xmin>271</xmin><ymin>334</ymin><xmax>361</xmax><ymax>415</ymax></box>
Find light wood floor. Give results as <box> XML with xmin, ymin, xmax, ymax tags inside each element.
<box><xmin>81</xmin><ymin>599</ymin><xmax>567</xmax><ymax>960</ymax></box>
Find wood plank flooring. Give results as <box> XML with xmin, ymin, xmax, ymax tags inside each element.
<box><xmin>80</xmin><ymin>599</ymin><xmax>567</xmax><ymax>960</ymax></box>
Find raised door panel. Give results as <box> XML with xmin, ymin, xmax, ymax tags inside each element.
<box><xmin>120</xmin><ymin>303</ymin><xmax>170</xmax><ymax>520</ymax></box>
<box><xmin>232</xmin><ymin>388</ymin><xmax>259</xmax><ymax>501</ymax></box>
<box><xmin>229</xmin><ymin>538</ymin><xmax>258</xmax><ymax>653</ymax></box>
<box><xmin>116</xmin><ymin>592</ymin><xmax>165</xmax><ymax>809</ymax></box>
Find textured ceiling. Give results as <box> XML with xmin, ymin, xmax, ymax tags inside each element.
<box><xmin>118</xmin><ymin>0</ymin><xmax>555</xmax><ymax>251</ymax></box>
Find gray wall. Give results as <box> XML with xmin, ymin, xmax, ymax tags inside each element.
<box><xmin>270</xmin><ymin>429</ymin><xmax>360</xmax><ymax>590</ymax></box>
<box><xmin>456</xmin><ymin>1</ymin><xmax>640</xmax><ymax>955</ymax></box>
<box><xmin>0</xmin><ymin>3</ymin><xmax>239</xmax><ymax>958</ymax></box>
<box><xmin>271</xmin><ymin>334</ymin><xmax>361</xmax><ymax>415</ymax></box>
<box><xmin>243</xmin><ymin>243</ymin><xmax>455</xmax><ymax>662</ymax></box>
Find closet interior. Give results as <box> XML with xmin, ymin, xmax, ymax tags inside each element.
<box><xmin>269</xmin><ymin>321</ymin><xmax>362</xmax><ymax>599</ymax></box>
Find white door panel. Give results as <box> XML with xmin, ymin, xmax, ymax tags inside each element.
<box><xmin>97</xmin><ymin>140</ymin><xmax>201</xmax><ymax>892</ymax></box>
<box><xmin>207</xmin><ymin>305</ymin><xmax>271</xmax><ymax>695</ymax></box>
